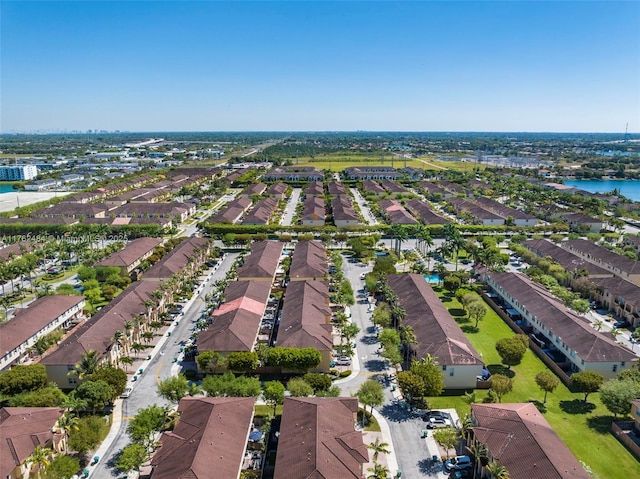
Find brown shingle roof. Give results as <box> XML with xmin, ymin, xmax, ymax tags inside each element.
<box><xmin>0</xmin><ymin>407</ymin><xmax>63</xmax><ymax>478</ymax></box>
<box><xmin>242</xmin><ymin>197</ymin><xmax>278</xmax><ymax>225</ymax></box>
<box><xmin>486</xmin><ymin>272</ymin><xmax>636</xmax><ymax>363</ymax></box>
<box><xmin>151</xmin><ymin>397</ymin><xmax>255</xmax><ymax>479</ymax></box>
<box><xmin>563</xmin><ymin>239</ymin><xmax>640</xmax><ymax>276</ymax></box>
<box><xmin>378</xmin><ymin>199</ymin><xmax>418</xmax><ymax>224</ymax></box>
<box><xmin>471</xmin><ymin>403</ymin><xmax>590</xmax><ymax>479</ymax></box>
<box><xmin>278</xmin><ymin>281</ymin><xmax>333</xmax><ymax>351</ymax></box>
<box><xmin>522</xmin><ymin>239</ymin><xmax>611</xmax><ymax>276</ymax></box>
<box><xmin>388</xmin><ymin>274</ymin><xmax>483</xmax><ymax>366</ymax></box>
<box><xmin>144</xmin><ymin>238</ymin><xmax>210</xmax><ymax>280</ymax></box>
<box><xmin>197</xmin><ymin>281</ymin><xmax>271</xmax><ymax>353</ymax></box>
<box><xmin>274</xmin><ymin>397</ymin><xmax>368</xmax><ymax>479</ymax></box>
<box><xmin>96</xmin><ymin>237</ymin><xmax>163</xmax><ymax>269</ymax></box>
<box><xmin>236</xmin><ymin>241</ymin><xmax>284</xmax><ymax>280</ymax></box>
<box><xmin>1</xmin><ymin>295</ymin><xmax>85</xmax><ymax>358</ymax></box>
<box><xmin>289</xmin><ymin>241</ymin><xmax>328</xmax><ymax>280</ymax></box>
<box><xmin>405</xmin><ymin>199</ymin><xmax>448</xmax><ymax>225</ymax></box>
<box><xmin>41</xmin><ymin>281</ymin><xmax>158</xmax><ymax>366</ymax></box>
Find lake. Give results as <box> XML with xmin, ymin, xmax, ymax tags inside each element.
<box><xmin>563</xmin><ymin>179</ymin><xmax>640</xmax><ymax>203</ymax></box>
<box><xmin>0</xmin><ymin>184</ymin><xmax>16</xmax><ymax>194</ymax></box>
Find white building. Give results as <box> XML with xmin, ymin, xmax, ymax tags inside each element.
<box><xmin>0</xmin><ymin>165</ymin><xmax>38</xmax><ymax>181</ymax></box>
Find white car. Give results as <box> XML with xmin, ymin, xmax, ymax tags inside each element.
<box><xmin>120</xmin><ymin>387</ymin><xmax>132</xmax><ymax>398</ymax></box>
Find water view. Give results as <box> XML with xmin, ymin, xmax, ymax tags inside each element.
<box><xmin>563</xmin><ymin>179</ymin><xmax>640</xmax><ymax>202</ymax></box>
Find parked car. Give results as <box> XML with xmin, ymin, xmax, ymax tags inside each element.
<box><xmin>444</xmin><ymin>456</ymin><xmax>473</xmax><ymax>472</ymax></box>
<box><xmin>614</xmin><ymin>320</ymin><xmax>630</xmax><ymax>329</ymax></box>
<box><xmin>425</xmin><ymin>417</ymin><xmax>452</xmax><ymax>428</ymax></box>
<box><xmin>334</xmin><ymin>358</ymin><xmax>351</xmax><ymax>366</ymax></box>
<box><xmin>360</xmin><ymin>273</ymin><xmax>366</xmax><ymax>280</ymax></box>
<box><xmin>120</xmin><ymin>387</ymin><xmax>132</xmax><ymax>398</ymax></box>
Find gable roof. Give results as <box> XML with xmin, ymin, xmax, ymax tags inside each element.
<box><xmin>471</xmin><ymin>403</ymin><xmax>590</xmax><ymax>479</ymax></box>
<box><xmin>387</xmin><ymin>274</ymin><xmax>483</xmax><ymax>366</ymax></box>
<box><xmin>278</xmin><ymin>281</ymin><xmax>332</xmax><ymax>351</ymax></box>
<box><xmin>562</xmin><ymin>239</ymin><xmax>640</xmax><ymax>276</ymax></box>
<box><xmin>144</xmin><ymin>238</ymin><xmax>209</xmax><ymax>279</ymax></box>
<box><xmin>1</xmin><ymin>295</ymin><xmax>85</xmax><ymax>358</ymax></box>
<box><xmin>0</xmin><ymin>407</ymin><xmax>63</xmax><ymax>478</ymax></box>
<box><xmin>151</xmin><ymin>397</ymin><xmax>255</xmax><ymax>479</ymax></box>
<box><xmin>486</xmin><ymin>272</ymin><xmax>636</xmax><ymax>363</ymax></box>
<box><xmin>96</xmin><ymin>237</ymin><xmax>163</xmax><ymax>269</ymax></box>
<box><xmin>197</xmin><ymin>281</ymin><xmax>271</xmax><ymax>353</ymax></box>
<box><xmin>289</xmin><ymin>241</ymin><xmax>327</xmax><ymax>280</ymax></box>
<box><xmin>274</xmin><ymin>397</ymin><xmax>368</xmax><ymax>479</ymax></box>
<box><xmin>522</xmin><ymin>239</ymin><xmax>611</xmax><ymax>276</ymax></box>
<box><xmin>41</xmin><ymin>281</ymin><xmax>158</xmax><ymax>366</ymax></box>
<box><xmin>236</xmin><ymin>241</ymin><xmax>284</xmax><ymax>280</ymax></box>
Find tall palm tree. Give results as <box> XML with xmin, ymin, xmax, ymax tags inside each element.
<box><xmin>367</xmin><ymin>437</ymin><xmax>391</xmax><ymax>463</ymax></box>
<box><xmin>398</xmin><ymin>325</ymin><xmax>417</xmax><ymax>364</ymax></box>
<box><xmin>27</xmin><ymin>445</ymin><xmax>52</xmax><ymax>479</ymax></box>
<box><xmin>112</xmin><ymin>330</ymin><xmax>126</xmax><ymax>362</ymax></box>
<box><xmin>120</xmin><ymin>355</ymin><xmax>134</xmax><ymax>372</ymax></box>
<box><xmin>69</xmin><ymin>350</ymin><xmax>100</xmax><ymax>379</ymax></box>
<box><xmin>466</xmin><ymin>439</ymin><xmax>489</xmax><ymax>478</ymax></box>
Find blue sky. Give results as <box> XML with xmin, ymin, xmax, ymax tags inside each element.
<box><xmin>1</xmin><ymin>1</ymin><xmax>639</xmax><ymax>133</ymax></box>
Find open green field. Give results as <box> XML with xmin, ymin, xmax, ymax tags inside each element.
<box><xmin>287</xmin><ymin>152</ymin><xmax>486</xmax><ymax>173</ymax></box>
<box><xmin>428</xmin><ymin>286</ymin><xmax>640</xmax><ymax>479</ymax></box>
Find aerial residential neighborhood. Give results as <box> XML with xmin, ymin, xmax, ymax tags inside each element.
<box><xmin>1</xmin><ymin>131</ymin><xmax>640</xmax><ymax>479</ymax></box>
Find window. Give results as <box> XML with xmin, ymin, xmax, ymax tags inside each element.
<box><xmin>442</xmin><ymin>365</ymin><xmax>447</xmax><ymax>371</ymax></box>
<box><xmin>613</xmin><ymin>365</ymin><xmax>618</xmax><ymax>373</ymax></box>
<box><xmin>68</xmin><ymin>378</ymin><xmax>77</xmax><ymax>384</ymax></box>
<box><xmin>449</xmin><ymin>368</ymin><xmax>455</xmax><ymax>377</ymax></box>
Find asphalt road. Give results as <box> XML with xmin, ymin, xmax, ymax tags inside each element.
<box><xmin>336</xmin><ymin>254</ymin><xmax>441</xmax><ymax>478</ymax></box>
<box><xmin>92</xmin><ymin>252</ymin><xmax>239</xmax><ymax>479</ymax></box>
<box><xmin>280</xmin><ymin>188</ymin><xmax>301</xmax><ymax>226</ymax></box>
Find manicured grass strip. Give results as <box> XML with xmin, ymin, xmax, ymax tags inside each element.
<box><xmin>431</xmin><ymin>286</ymin><xmax>640</xmax><ymax>479</ymax></box>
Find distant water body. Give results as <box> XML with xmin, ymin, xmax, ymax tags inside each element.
<box><xmin>563</xmin><ymin>179</ymin><xmax>640</xmax><ymax>202</ymax></box>
<box><xmin>0</xmin><ymin>184</ymin><xmax>15</xmax><ymax>194</ymax></box>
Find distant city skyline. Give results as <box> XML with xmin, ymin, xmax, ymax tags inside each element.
<box><xmin>1</xmin><ymin>1</ymin><xmax>638</xmax><ymax>134</ymax></box>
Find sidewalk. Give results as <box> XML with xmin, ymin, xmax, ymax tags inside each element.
<box><xmin>83</xmin><ymin>259</ymin><xmax>225</xmax><ymax>477</ymax></box>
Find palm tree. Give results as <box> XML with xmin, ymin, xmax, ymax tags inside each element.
<box><xmin>486</xmin><ymin>460</ymin><xmax>510</xmax><ymax>479</ymax></box>
<box><xmin>367</xmin><ymin>463</ymin><xmax>390</xmax><ymax>479</ymax></box>
<box><xmin>56</xmin><ymin>413</ymin><xmax>79</xmax><ymax>434</ymax></box>
<box><xmin>69</xmin><ymin>350</ymin><xmax>100</xmax><ymax>379</ymax></box>
<box><xmin>120</xmin><ymin>355</ymin><xmax>134</xmax><ymax>372</ymax></box>
<box><xmin>466</xmin><ymin>439</ymin><xmax>489</xmax><ymax>478</ymax></box>
<box><xmin>112</xmin><ymin>330</ymin><xmax>126</xmax><ymax>362</ymax></box>
<box><xmin>367</xmin><ymin>437</ymin><xmax>391</xmax><ymax>463</ymax></box>
<box><xmin>389</xmin><ymin>224</ymin><xmax>408</xmax><ymax>257</ymax></box>
<box><xmin>131</xmin><ymin>342</ymin><xmax>145</xmax><ymax>359</ymax></box>
<box><xmin>27</xmin><ymin>445</ymin><xmax>52</xmax><ymax>479</ymax></box>
<box><xmin>399</xmin><ymin>325</ymin><xmax>417</xmax><ymax>364</ymax></box>
<box><xmin>592</xmin><ymin>319</ymin><xmax>605</xmax><ymax>332</ymax></box>
<box><xmin>60</xmin><ymin>394</ymin><xmax>87</xmax><ymax>416</ymax></box>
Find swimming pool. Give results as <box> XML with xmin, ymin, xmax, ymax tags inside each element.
<box><xmin>424</xmin><ymin>274</ymin><xmax>440</xmax><ymax>283</ymax></box>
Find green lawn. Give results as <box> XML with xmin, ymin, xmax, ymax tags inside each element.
<box><xmin>429</xmin><ymin>286</ymin><xmax>640</xmax><ymax>479</ymax></box>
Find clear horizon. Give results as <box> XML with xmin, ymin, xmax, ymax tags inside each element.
<box><xmin>2</xmin><ymin>1</ymin><xmax>639</xmax><ymax>134</ymax></box>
